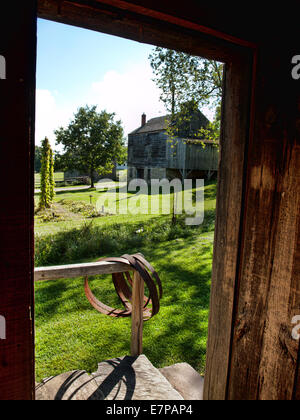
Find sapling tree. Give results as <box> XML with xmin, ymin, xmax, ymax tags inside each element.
<box><xmin>49</xmin><ymin>147</ymin><xmax>55</xmax><ymax>202</ymax></box>
<box><xmin>39</xmin><ymin>137</ymin><xmax>51</xmax><ymax>209</ymax></box>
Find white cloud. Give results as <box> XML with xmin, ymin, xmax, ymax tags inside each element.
<box><xmin>35</xmin><ymin>89</ymin><xmax>72</xmax><ymax>149</ymax></box>
<box><xmin>86</xmin><ymin>61</ymin><xmax>166</xmax><ymax>136</ymax></box>
<box><xmin>35</xmin><ymin>61</ymin><xmax>216</xmax><ymax>151</ymax></box>
<box><xmin>35</xmin><ymin>62</ymin><xmax>167</xmax><ymax>150</ymax></box>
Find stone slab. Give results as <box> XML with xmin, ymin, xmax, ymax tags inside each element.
<box><xmin>35</xmin><ymin>370</ymin><xmax>104</xmax><ymax>400</ymax></box>
<box><xmin>91</xmin><ymin>355</ymin><xmax>184</xmax><ymax>400</ymax></box>
<box><xmin>35</xmin><ymin>355</ymin><xmax>183</xmax><ymax>400</ymax></box>
<box><xmin>159</xmin><ymin>363</ymin><xmax>204</xmax><ymax>400</ymax></box>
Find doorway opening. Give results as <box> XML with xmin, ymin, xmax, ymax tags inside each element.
<box><xmin>33</xmin><ymin>2</ymin><xmax>255</xmax><ymax>400</ymax></box>
<box><xmin>34</xmin><ymin>18</ymin><xmax>222</xmax><ymax>385</ymax></box>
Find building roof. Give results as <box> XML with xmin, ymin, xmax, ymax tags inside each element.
<box><xmin>129</xmin><ymin>110</ymin><xmax>210</xmax><ymax>136</ymax></box>
<box><xmin>129</xmin><ymin>115</ymin><xmax>169</xmax><ymax>135</ymax></box>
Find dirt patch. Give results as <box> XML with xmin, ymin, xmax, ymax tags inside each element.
<box><xmin>35</xmin><ymin>199</ymin><xmax>109</xmax><ymax>223</ymax></box>
<box><xmin>35</xmin><ymin>203</ymin><xmax>83</xmax><ymax>222</ymax></box>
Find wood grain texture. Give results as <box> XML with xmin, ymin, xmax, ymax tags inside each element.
<box><xmin>203</xmin><ymin>52</ymin><xmax>253</xmax><ymax>400</ymax></box>
<box><xmin>131</xmin><ymin>271</ymin><xmax>144</xmax><ymax>357</ymax></box>
<box><xmin>0</xmin><ymin>1</ymin><xmax>36</xmax><ymax>400</ymax></box>
<box><xmin>292</xmin><ymin>220</ymin><xmax>300</xmax><ymax>400</ymax></box>
<box><xmin>0</xmin><ymin>0</ymin><xmax>297</xmax><ymax>400</ymax></box>
<box><xmin>227</xmin><ymin>44</ymin><xmax>300</xmax><ymax>400</ymax></box>
<box><xmin>35</xmin><ymin>261</ymin><xmax>132</xmax><ymax>281</ymax></box>
<box><xmin>37</xmin><ymin>0</ymin><xmax>246</xmax><ymax>63</ymax></box>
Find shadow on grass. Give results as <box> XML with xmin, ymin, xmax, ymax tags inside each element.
<box><xmin>35</xmin><ymin>235</ymin><xmax>213</xmax><ymax>376</ymax></box>
<box><xmin>35</xmin><ymin>181</ymin><xmax>217</xmax><ymax>378</ymax></box>
<box><xmin>35</xmin><ymin>279</ymin><xmax>68</xmax><ymax>320</ymax></box>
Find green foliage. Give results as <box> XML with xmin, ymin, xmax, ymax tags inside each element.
<box><xmin>35</xmin><ymin>234</ymin><xmax>213</xmax><ymax>381</ymax></box>
<box><xmin>55</xmin><ymin>105</ymin><xmax>125</xmax><ymax>188</ymax></box>
<box><xmin>58</xmin><ymin>199</ymin><xmax>103</xmax><ymax>218</ymax></box>
<box><xmin>39</xmin><ymin>137</ymin><xmax>52</xmax><ymax>209</ymax></box>
<box><xmin>35</xmin><ymin>209</ymin><xmax>215</xmax><ymax>267</ymax></box>
<box><xmin>197</xmin><ymin>104</ymin><xmax>221</xmax><ymax>145</ymax></box>
<box><xmin>35</xmin><ymin>172</ymin><xmax>64</xmax><ymax>188</ymax></box>
<box><xmin>149</xmin><ymin>47</ymin><xmax>223</xmax><ymax>116</ymax></box>
<box><xmin>35</xmin><ymin>146</ymin><xmax>42</xmax><ymax>173</ymax></box>
<box><xmin>34</xmin><ymin>181</ymin><xmax>217</xmax><ymax>379</ymax></box>
<box><xmin>39</xmin><ymin>138</ymin><xmax>56</xmax><ymax>209</ymax></box>
<box><xmin>165</xmin><ymin>99</ymin><xmax>208</xmax><ymax>141</ymax></box>
<box><xmin>149</xmin><ymin>47</ymin><xmax>223</xmax><ymax>148</ymax></box>
<box><xmin>49</xmin><ymin>148</ymin><xmax>55</xmax><ymax>201</ymax></box>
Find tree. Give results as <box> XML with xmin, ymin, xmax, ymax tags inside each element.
<box><xmin>149</xmin><ymin>47</ymin><xmax>223</xmax><ymax>117</ymax></box>
<box><xmin>55</xmin><ymin>106</ymin><xmax>125</xmax><ymax>188</ymax></box>
<box><xmin>149</xmin><ymin>47</ymin><xmax>223</xmax><ymax>143</ymax></box>
<box><xmin>39</xmin><ymin>137</ymin><xmax>52</xmax><ymax>209</ymax></box>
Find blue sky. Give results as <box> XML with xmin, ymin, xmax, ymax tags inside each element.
<box><xmin>36</xmin><ymin>18</ymin><xmax>214</xmax><ymax>150</ymax></box>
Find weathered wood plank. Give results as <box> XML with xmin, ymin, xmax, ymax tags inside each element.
<box><xmin>131</xmin><ymin>271</ymin><xmax>144</xmax><ymax>357</ymax></box>
<box><xmin>292</xmin><ymin>221</ymin><xmax>300</xmax><ymax>400</ymax></box>
<box><xmin>35</xmin><ymin>261</ymin><xmax>132</xmax><ymax>282</ymax></box>
<box><xmin>0</xmin><ymin>1</ymin><xmax>36</xmax><ymax>400</ymax></box>
<box><xmin>294</xmin><ymin>347</ymin><xmax>300</xmax><ymax>400</ymax></box>
<box><xmin>227</xmin><ymin>46</ymin><xmax>300</xmax><ymax>400</ymax></box>
<box><xmin>257</xmin><ymin>143</ymin><xmax>300</xmax><ymax>400</ymax></box>
<box><xmin>37</xmin><ymin>0</ymin><xmax>244</xmax><ymax>63</ymax></box>
<box><xmin>14</xmin><ymin>0</ymin><xmax>298</xmax><ymax>401</ymax></box>
<box><xmin>203</xmin><ymin>52</ymin><xmax>253</xmax><ymax>400</ymax></box>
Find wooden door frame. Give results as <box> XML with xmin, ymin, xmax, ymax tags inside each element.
<box><xmin>34</xmin><ymin>0</ymin><xmax>258</xmax><ymax>400</ymax></box>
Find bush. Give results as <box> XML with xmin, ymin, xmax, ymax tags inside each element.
<box><xmin>58</xmin><ymin>199</ymin><xmax>102</xmax><ymax>218</ymax></box>
<box><xmin>35</xmin><ymin>209</ymin><xmax>215</xmax><ymax>267</ymax></box>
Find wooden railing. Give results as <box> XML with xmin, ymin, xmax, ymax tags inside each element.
<box><xmin>34</xmin><ymin>261</ymin><xmax>144</xmax><ymax>357</ymax></box>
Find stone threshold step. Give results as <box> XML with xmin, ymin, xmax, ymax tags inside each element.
<box><xmin>159</xmin><ymin>363</ymin><xmax>204</xmax><ymax>400</ymax></box>
<box><xmin>35</xmin><ymin>355</ymin><xmax>184</xmax><ymax>400</ymax></box>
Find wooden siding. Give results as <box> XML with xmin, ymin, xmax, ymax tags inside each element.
<box><xmin>128</xmin><ymin>132</ymin><xmax>167</xmax><ymax>168</ymax></box>
<box><xmin>128</xmin><ymin>132</ymin><xmax>219</xmax><ymax>172</ymax></box>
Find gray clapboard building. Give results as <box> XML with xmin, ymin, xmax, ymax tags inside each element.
<box><xmin>127</xmin><ymin>112</ymin><xmax>219</xmax><ymax>182</ymax></box>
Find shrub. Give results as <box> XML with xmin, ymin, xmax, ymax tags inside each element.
<box><xmin>35</xmin><ymin>209</ymin><xmax>215</xmax><ymax>267</ymax></box>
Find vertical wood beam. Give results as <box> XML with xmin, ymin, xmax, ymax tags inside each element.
<box><xmin>0</xmin><ymin>2</ymin><xmax>37</xmax><ymax>400</ymax></box>
<box><xmin>203</xmin><ymin>52</ymin><xmax>253</xmax><ymax>400</ymax></box>
<box><xmin>227</xmin><ymin>44</ymin><xmax>300</xmax><ymax>400</ymax></box>
<box><xmin>131</xmin><ymin>271</ymin><xmax>144</xmax><ymax>357</ymax></box>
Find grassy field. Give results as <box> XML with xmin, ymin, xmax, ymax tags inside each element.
<box><xmin>35</xmin><ymin>172</ymin><xmax>64</xmax><ymax>188</ymax></box>
<box><xmin>34</xmin><ymin>180</ymin><xmax>217</xmax><ymax>381</ymax></box>
<box><xmin>35</xmin><ymin>170</ymin><xmax>127</xmax><ymax>188</ymax></box>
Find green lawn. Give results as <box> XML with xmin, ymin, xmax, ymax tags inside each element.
<box><xmin>35</xmin><ymin>172</ymin><xmax>64</xmax><ymax>187</ymax></box>
<box><xmin>34</xmin><ymin>180</ymin><xmax>217</xmax><ymax>381</ymax></box>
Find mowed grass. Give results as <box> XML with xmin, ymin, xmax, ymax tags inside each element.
<box><xmin>35</xmin><ymin>172</ymin><xmax>64</xmax><ymax>187</ymax></box>
<box><xmin>35</xmin><ymin>180</ymin><xmax>217</xmax><ymax>236</ymax></box>
<box><xmin>34</xmin><ymin>180</ymin><xmax>217</xmax><ymax>381</ymax></box>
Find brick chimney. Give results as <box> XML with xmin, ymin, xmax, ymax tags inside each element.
<box><xmin>141</xmin><ymin>113</ymin><xmax>146</xmax><ymax>126</ymax></box>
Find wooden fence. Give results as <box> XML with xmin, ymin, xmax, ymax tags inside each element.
<box><xmin>34</xmin><ymin>261</ymin><xmax>144</xmax><ymax>356</ymax></box>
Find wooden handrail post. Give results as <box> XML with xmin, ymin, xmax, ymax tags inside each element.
<box><xmin>130</xmin><ymin>270</ymin><xmax>144</xmax><ymax>356</ymax></box>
